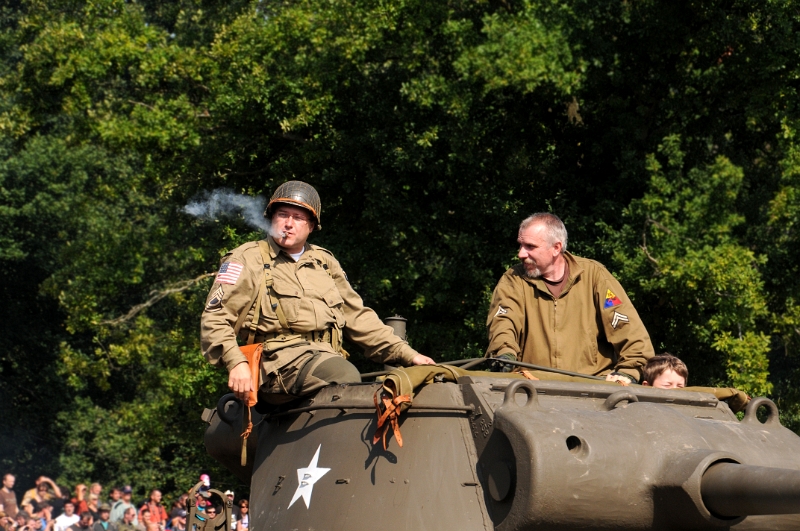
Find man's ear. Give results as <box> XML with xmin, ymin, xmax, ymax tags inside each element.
<box><xmin>552</xmin><ymin>241</ymin><xmax>563</xmax><ymax>256</ymax></box>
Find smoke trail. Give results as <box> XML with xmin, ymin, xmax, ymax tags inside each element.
<box><xmin>184</xmin><ymin>189</ymin><xmax>270</xmax><ymax>232</ymax></box>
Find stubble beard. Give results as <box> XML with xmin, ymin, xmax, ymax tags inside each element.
<box><xmin>523</xmin><ymin>259</ymin><xmax>541</xmax><ymax>279</ymax></box>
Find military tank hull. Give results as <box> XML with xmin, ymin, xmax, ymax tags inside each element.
<box><xmin>204</xmin><ymin>374</ymin><xmax>800</xmax><ymax>530</ymax></box>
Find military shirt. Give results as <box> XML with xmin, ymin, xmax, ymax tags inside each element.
<box><xmin>201</xmin><ymin>238</ymin><xmax>418</xmax><ymax>374</ymax></box>
<box><xmin>486</xmin><ymin>252</ymin><xmax>654</xmax><ymax>380</ymax></box>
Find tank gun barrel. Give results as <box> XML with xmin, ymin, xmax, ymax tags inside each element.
<box><xmin>701</xmin><ymin>462</ymin><xmax>800</xmax><ymax>517</ymax></box>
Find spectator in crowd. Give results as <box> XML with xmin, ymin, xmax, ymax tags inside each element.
<box><xmin>202</xmin><ymin>507</ymin><xmax>216</xmax><ymax>524</ymax></box>
<box><xmin>1</xmin><ymin>475</ymin><xmax>18</xmax><ymax>518</ymax></box>
<box><xmin>71</xmin><ymin>487</ymin><xmax>86</xmax><ymax>517</ymax></box>
<box><xmin>82</xmin><ymin>497</ymin><xmax>98</xmax><ymax>524</ymax></box>
<box><xmin>191</xmin><ymin>493</ymin><xmax>207</xmax><ymax>515</ymax></box>
<box><xmin>173</xmin><ymin>497</ymin><xmax>186</xmax><ymax>514</ymax></box>
<box><xmin>21</xmin><ymin>480</ymin><xmax>60</xmax><ymax>512</ymax></box>
<box><xmin>165</xmin><ymin>510</ymin><xmax>184</xmax><ymax>531</ymax></box>
<box><xmin>105</xmin><ymin>491</ymin><xmax>120</xmax><ymax>510</ymax></box>
<box><xmin>86</xmin><ymin>490</ymin><xmax>99</xmax><ymax>506</ymax></box>
<box><xmin>28</xmin><ymin>516</ymin><xmax>44</xmax><ymax>531</ymax></box>
<box><xmin>231</xmin><ymin>500</ymin><xmax>247</xmax><ymax>531</ymax></box>
<box><xmin>48</xmin><ymin>486</ymin><xmax>70</xmax><ymax>520</ymax></box>
<box><xmin>137</xmin><ymin>492</ymin><xmax>165</xmax><ymax>529</ymax></box>
<box><xmin>114</xmin><ymin>509</ymin><xmax>140</xmax><ymax>531</ymax></box>
<box><xmin>91</xmin><ymin>505</ymin><xmax>112</xmax><ymax>531</ymax></box>
<box><xmin>138</xmin><ymin>510</ymin><xmax>157</xmax><ymax>531</ymax></box>
<box><xmin>52</xmin><ymin>502</ymin><xmax>78</xmax><ymax>531</ymax></box>
<box><xmin>0</xmin><ymin>511</ymin><xmax>8</xmax><ymax>531</ymax></box>
<box><xmin>14</xmin><ymin>512</ymin><xmax>30</xmax><ymax>530</ymax></box>
<box><xmin>67</xmin><ymin>513</ymin><xmax>92</xmax><ymax>531</ymax></box>
<box><xmin>109</xmin><ymin>489</ymin><xmax>134</xmax><ymax>526</ymax></box>
<box><xmin>32</xmin><ymin>502</ymin><xmax>51</xmax><ymax>531</ymax></box>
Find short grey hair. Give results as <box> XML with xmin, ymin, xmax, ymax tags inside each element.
<box><xmin>519</xmin><ymin>213</ymin><xmax>568</xmax><ymax>252</ymax></box>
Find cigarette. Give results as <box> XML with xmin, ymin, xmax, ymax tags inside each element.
<box><xmin>280</xmin><ymin>231</ymin><xmax>288</xmax><ymax>238</ymax></box>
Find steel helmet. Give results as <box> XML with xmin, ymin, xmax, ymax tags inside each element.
<box><xmin>264</xmin><ymin>180</ymin><xmax>322</xmax><ymax>230</ymax></box>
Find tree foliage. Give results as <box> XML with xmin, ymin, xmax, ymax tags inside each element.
<box><xmin>2</xmin><ymin>0</ymin><xmax>800</xmax><ymax>493</ymax></box>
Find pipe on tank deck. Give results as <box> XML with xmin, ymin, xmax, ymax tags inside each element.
<box><xmin>701</xmin><ymin>462</ymin><xmax>800</xmax><ymax>517</ymax></box>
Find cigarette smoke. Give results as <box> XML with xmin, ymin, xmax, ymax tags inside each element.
<box><xmin>184</xmin><ymin>189</ymin><xmax>270</xmax><ymax>232</ymax></box>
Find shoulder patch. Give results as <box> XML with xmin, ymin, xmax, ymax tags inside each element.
<box><xmin>495</xmin><ymin>305</ymin><xmax>508</xmax><ymax>317</ymax></box>
<box><xmin>205</xmin><ymin>286</ymin><xmax>224</xmax><ymax>313</ymax></box>
<box><xmin>611</xmin><ymin>311</ymin><xmax>629</xmax><ymax>329</ymax></box>
<box><xmin>604</xmin><ymin>289</ymin><xmax>622</xmax><ymax>309</ymax></box>
<box><xmin>216</xmin><ymin>261</ymin><xmax>244</xmax><ymax>285</ymax></box>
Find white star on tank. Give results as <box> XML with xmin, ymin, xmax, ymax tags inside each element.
<box><xmin>288</xmin><ymin>444</ymin><xmax>330</xmax><ymax>509</ymax></box>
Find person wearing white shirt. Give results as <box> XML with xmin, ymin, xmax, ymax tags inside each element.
<box><xmin>53</xmin><ymin>502</ymin><xmax>79</xmax><ymax>531</ymax></box>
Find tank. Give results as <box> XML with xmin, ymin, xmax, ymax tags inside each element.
<box><xmin>202</xmin><ymin>365</ymin><xmax>800</xmax><ymax>531</ymax></box>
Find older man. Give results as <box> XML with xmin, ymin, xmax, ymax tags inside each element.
<box><xmin>115</xmin><ymin>508</ymin><xmax>141</xmax><ymax>531</ymax></box>
<box><xmin>486</xmin><ymin>213</ymin><xmax>654</xmax><ymax>383</ymax></box>
<box><xmin>201</xmin><ymin>180</ymin><xmax>434</xmax><ymax>404</ymax></box>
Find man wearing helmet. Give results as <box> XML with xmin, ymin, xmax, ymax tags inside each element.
<box><xmin>201</xmin><ymin>181</ymin><xmax>435</xmax><ymax>404</ymax></box>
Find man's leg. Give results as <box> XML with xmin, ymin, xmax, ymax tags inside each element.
<box><xmin>259</xmin><ymin>351</ymin><xmax>360</xmax><ymax>404</ymax></box>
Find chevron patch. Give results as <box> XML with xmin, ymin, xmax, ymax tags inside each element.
<box><xmin>611</xmin><ymin>311</ymin><xmax>629</xmax><ymax>329</ymax></box>
<box><xmin>495</xmin><ymin>306</ymin><xmax>508</xmax><ymax>317</ymax></box>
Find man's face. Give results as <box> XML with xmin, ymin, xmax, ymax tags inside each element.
<box><xmin>150</xmin><ymin>491</ymin><xmax>161</xmax><ymax>504</ymax></box>
<box><xmin>99</xmin><ymin>511</ymin><xmax>110</xmax><ymax>522</ymax></box>
<box><xmin>650</xmin><ymin>368</ymin><xmax>686</xmax><ymax>389</ymax></box>
<box><xmin>109</xmin><ymin>490</ymin><xmax>121</xmax><ymax>502</ymax></box>
<box><xmin>79</xmin><ymin>516</ymin><xmax>92</xmax><ymax>528</ymax></box>
<box><xmin>63</xmin><ymin>504</ymin><xmax>75</xmax><ymax>517</ymax></box>
<box><xmin>271</xmin><ymin>205</ymin><xmax>313</xmax><ymax>253</ymax></box>
<box><xmin>123</xmin><ymin>509</ymin><xmax>134</xmax><ymax>524</ymax></box>
<box><xmin>518</xmin><ymin>224</ymin><xmax>561</xmax><ymax>278</ymax></box>
<box><xmin>2</xmin><ymin>475</ymin><xmax>14</xmax><ymax>490</ymax></box>
<box><xmin>90</xmin><ymin>485</ymin><xmax>102</xmax><ymax>497</ymax></box>
<box><xmin>122</xmin><ymin>492</ymin><xmax>131</xmax><ymax>502</ymax></box>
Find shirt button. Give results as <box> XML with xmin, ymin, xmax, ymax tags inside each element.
<box><xmin>295</xmin><ymin>291</ymin><xmax>299</xmax><ymax>295</ymax></box>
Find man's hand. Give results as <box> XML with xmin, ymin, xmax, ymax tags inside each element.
<box><xmin>605</xmin><ymin>372</ymin><xmax>637</xmax><ymax>385</ymax></box>
<box><xmin>489</xmin><ymin>353</ymin><xmax>516</xmax><ymax>373</ymax></box>
<box><xmin>411</xmin><ymin>354</ymin><xmax>436</xmax><ymax>366</ymax></box>
<box><xmin>228</xmin><ymin>362</ymin><xmax>253</xmax><ymax>402</ymax></box>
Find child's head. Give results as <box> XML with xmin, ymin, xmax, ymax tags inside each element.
<box><xmin>642</xmin><ymin>354</ymin><xmax>688</xmax><ymax>389</ymax></box>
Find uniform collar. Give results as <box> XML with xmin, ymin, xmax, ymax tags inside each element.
<box><xmin>266</xmin><ymin>237</ymin><xmax>309</xmax><ymax>259</ymax></box>
<box><xmin>267</xmin><ymin>237</ymin><xmax>321</xmax><ymax>266</ymax></box>
<box><xmin>521</xmin><ymin>252</ymin><xmax>584</xmax><ymax>298</ymax></box>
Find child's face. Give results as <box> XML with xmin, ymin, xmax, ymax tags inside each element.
<box><xmin>650</xmin><ymin>368</ymin><xmax>686</xmax><ymax>389</ymax></box>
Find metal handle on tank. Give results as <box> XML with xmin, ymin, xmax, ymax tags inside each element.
<box><xmin>502</xmin><ymin>380</ymin><xmax>539</xmax><ymax>408</ymax></box>
<box><xmin>602</xmin><ymin>391</ymin><xmax>639</xmax><ymax>411</ymax></box>
<box><xmin>742</xmin><ymin>397</ymin><xmax>780</xmax><ymax>425</ymax></box>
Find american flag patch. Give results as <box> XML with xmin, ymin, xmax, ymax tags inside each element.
<box><xmin>216</xmin><ymin>261</ymin><xmax>244</xmax><ymax>285</ymax></box>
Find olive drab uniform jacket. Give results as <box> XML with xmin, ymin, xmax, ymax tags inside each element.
<box><xmin>486</xmin><ymin>252</ymin><xmax>654</xmax><ymax>381</ymax></box>
<box><xmin>201</xmin><ymin>238</ymin><xmax>418</xmax><ymax>380</ymax></box>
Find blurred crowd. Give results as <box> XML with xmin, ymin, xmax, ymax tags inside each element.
<box><xmin>0</xmin><ymin>474</ymin><xmax>248</xmax><ymax>531</ymax></box>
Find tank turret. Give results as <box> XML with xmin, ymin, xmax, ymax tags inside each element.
<box><xmin>203</xmin><ymin>370</ymin><xmax>800</xmax><ymax>531</ymax></box>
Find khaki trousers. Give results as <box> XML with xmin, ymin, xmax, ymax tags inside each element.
<box><xmin>258</xmin><ymin>349</ymin><xmax>361</xmax><ymax>404</ymax></box>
